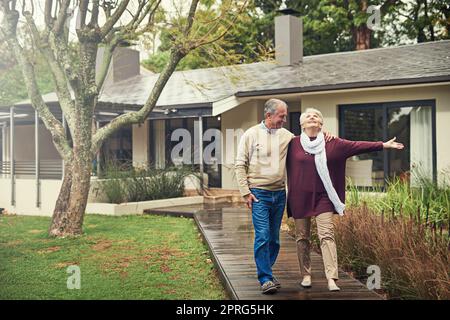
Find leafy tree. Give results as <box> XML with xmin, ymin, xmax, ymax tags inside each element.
<box><xmin>385</xmin><ymin>0</ymin><xmax>450</xmax><ymax>44</ymax></box>
<box><xmin>142</xmin><ymin>0</ymin><xmax>272</xmax><ymax>72</ymax></box>
<box><xmin>0</xmin><ymin>55</ymin><xmax>54</xmax><ymax>106</ymax></box>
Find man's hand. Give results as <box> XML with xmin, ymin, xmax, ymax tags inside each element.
<box><xmin>323</xmin><ymin>131</ymin><xmax>337</xmax><ymax>142</ymax></box>
<box><xmin>244</xmin><ymin>193</ymin><xmax>259</xmax><ymax>209</ymax></box>
<box><xmin>383</xmin><ymin>137</ymin><xmax>404</xmax><ymax>150</ymax></box>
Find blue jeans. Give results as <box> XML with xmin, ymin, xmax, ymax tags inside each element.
<box><xmin>250</xmin><ymin>188</ymin><xmax>286</xmax><ymax>285</ymax></box>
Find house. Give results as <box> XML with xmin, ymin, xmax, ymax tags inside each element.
<box><xmin>1</xmin><ymin>11</ymin><xmax>449</xmax><ymax>216</ymax></box>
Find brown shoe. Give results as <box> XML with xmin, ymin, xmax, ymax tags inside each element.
<box><xmin>272</xmin><ymin>276</ymin><xmax>281</xmax><ymax>289</ymax></box>
<box><xmin>261</xmin><ymin>281</ymin><xmax>277</xmax><ymax>294</ymax></box>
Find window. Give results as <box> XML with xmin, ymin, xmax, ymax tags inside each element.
<box><xmin>100</xmin><ymin>124</ymin><xmax>132</xmax><ymax>168</ymax></box>
<box><xmin>150</xmin><ymin>116</ymin><xmax>222</xmax><ymax>188</ymax></box>
<box><xmin>203</xmin><ymin>116</ymin><xmax>221</xmax><ymax>188</ymax></box>
<box><xmin>165</xmin><ymin>118</ymin><xmax>191</xmax><ymax>166</ymax></box>
<box><xmin>289</xmin><ymin>112</ymin><xmax>301</xmax><ymax>136</ymax></box>
<box><xmin>339</xmin><ymin>100</ymin><xmax>436</xmax><ymax>188</ymax></box>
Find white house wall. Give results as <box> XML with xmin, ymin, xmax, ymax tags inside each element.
<box><xmin>221</xmin><ymin>99</ymin><xmax>265</xmax><ymax>189</ymax></box>
<box><xmin>0</xmin><ymin>178</ymin><xmax>62</xmax><ymax>216</ymax></box>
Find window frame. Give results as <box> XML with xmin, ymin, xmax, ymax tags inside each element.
<box><xmin>338</xmin><ymin>99</ymin><xmax>437</xmax><ymax>189</ymax></box>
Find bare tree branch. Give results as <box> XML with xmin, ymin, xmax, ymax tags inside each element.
<box><xmin>52</xmin><ymin>0</ymin><xmax>59</xmax><ymax>19</ymax></box>
<box><xmin>22</xmin><ymin>12</ymin><xmax>76</xmax><ymax>127</ymax></box>
<box><xmin>100</xmin><ymin>0</ymin><xmax>113</xmax><ymax>19</ymax></box>
<box><xmin>52</xmin><ymin>0</ymin><xmax>70</xmax><ymax>34</ymax></box>
<box><xmin>129</xmin><ymin>0</ymin><xmax>151</xmax><ymax>29</ymax></box>
<box><xmin>89</xmin><ymin>0</ymin><xmax>100</xmax><ymax>28</ymax></box>
<box><xmin>96</xmin><ymin>0</ymin><xmax>161</xmax><ymax>99</ymax></box>
<box><xmin>190</xmin><ymin>1</ymin><xmax>247</xmax><ymax>51</ymax></box>
<box><xmin>132</xmin><ymin>0</ymin><xmax>162</xmax><ymax>34</ymax></box>
<box><xmin>0</xmin><ymin>4</ymin><xmax>72</xmax><ymax>160</ymax></box>
<box><xmin>21</xmin><ymin>0</ymin><xmax>34</xmax><ymax>16</ymax></box>
<box><xmin>95</xmin><ymin>36</ymin><xmax>118</xmax><ymax>90</ymax></box>
<box><xmin>44</xmin><ymin>0</ymin><xmax>54</xmax><ymax>29</ymax></box>
<box><xmin>100</xmin><ymin>0</ymin><xmax>131</xmax><ymax>38</ymax></box>
<box><xmin>77</xmin><ymin>0</ymin><xmax>88</xmax><ymax>29</ymax></box>
<box><xmin>184</xmin><ymin>0</ymin><xmax>200</xmax><ymax>37</ymax></box>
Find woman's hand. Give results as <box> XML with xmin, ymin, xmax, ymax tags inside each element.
<box><xmin>383</xmin><ymin>137</ymin><xmax>404</xmax><ymax>150</ymax></box>
<box><xmin>323</xmin><ymin>131</ymin><xmax>337</xmax><ymax>142</ymax></box>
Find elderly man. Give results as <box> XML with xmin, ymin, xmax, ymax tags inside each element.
<box><xmin>235</xmin><ymin>98</ymin><xmax>333</xmax><ymax>294</ymax></box>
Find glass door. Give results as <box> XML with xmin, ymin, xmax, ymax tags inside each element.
<box><xmin>339</xmin><ymin>100</ymin><xmax>436</xmax><ymax>188</ymax></box>
<box><xmin>203</xmin><ymin>116</ymin><xmax>222</xmax><ymax>188</ymax></box>
<box><xmin>387</xmin><ymin>105</ymin><xmax>433</xmax><ymax>185</ymax></box>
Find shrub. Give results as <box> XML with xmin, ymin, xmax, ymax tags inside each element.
<box><xmin>100</xmin><ymin>161</ymin><xmax>199</xmax><ymax>204</ymax></box>
<box><xmin>346</xmin><ymin>169</ymin><xmax>450</xmax><ymax>230</ymax></box>
<box><xmin>335</xmin><ymin>205</ymin><xmax>449</xmax><ymax>300</ymax></box>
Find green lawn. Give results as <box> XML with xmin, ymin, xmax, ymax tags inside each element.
<box><xmin>0</xmin><ymin>214</ymin><xmax>227</xmax><ymax>299</ymax></box>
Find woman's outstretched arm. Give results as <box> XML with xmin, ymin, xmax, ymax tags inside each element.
<box><xmin>338</xmin><ymin>136</ymin><xmax>404</xmax><ymax>158</ymax></box>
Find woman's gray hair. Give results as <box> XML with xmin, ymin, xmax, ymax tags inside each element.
<box><xmin>264</xmin><ymin>98</ymin><xmax>287</xmax><ymax>115</ymax></box>
<box><xmin>299</xmin><ymin>108</ymin><xmax>324</xmax><ymax>126</ymax></box>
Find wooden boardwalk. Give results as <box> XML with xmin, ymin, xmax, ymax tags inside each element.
<box><xmin>146</xmin><ymin>204</ymin><xmax>383</xmax><ymax>300</ymax></box>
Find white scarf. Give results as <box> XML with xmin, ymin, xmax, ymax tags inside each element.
<box><xmin>300</xmin><ymin>131</ymin><xmax>345</xmax><ymax>216</ymax></box>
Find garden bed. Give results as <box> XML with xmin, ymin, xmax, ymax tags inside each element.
<box><xmin>86</xmin><ymin>196</ymin><xmax>205</xmax><ymax>216</ymax></box>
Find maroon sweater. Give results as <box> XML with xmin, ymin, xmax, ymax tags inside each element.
<box><xmin>286</xmin><ymin>137</ymin><xmax>384</xmax><ymax>219</ymax></box>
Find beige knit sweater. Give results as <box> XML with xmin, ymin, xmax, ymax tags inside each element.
<box><xmin>234</xmin><ymin>123</ymin><xmax>294</xmax><ymax>197</ymax></box>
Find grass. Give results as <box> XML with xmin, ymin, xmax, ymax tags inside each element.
<box><xmin>0</xmin><ymin>214</ymin><xmax>226</xmax><ymax>300</ymax></box>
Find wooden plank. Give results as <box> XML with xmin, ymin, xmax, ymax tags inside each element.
<box><xmin>147</xmin><ymin>205</ymin><xmax>384</xmax><ymax>300</ymax></box>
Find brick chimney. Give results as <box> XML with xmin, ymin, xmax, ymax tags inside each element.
<box><xmin>96</xmin><ymin>46</ymin><xmax>140</xmax><ymax>85</ymax></box>
<box><xmin>275</xmin><ymin>9</ymin><xmax>303</xmax><ymax>66</ymax></box>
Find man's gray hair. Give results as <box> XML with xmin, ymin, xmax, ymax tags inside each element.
<box><xmin>264</xmin><ymin>98</ymin><xmax>288</xmax><ymax>115</ymax></box>
<box><xmin>299</xmin><ymin>107</ymin><xmax>324</xmax><ymax>126</ymax></box>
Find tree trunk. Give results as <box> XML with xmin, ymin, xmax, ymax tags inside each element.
<box><xmin>354</xmin><ymin>0</ymin><xmax>372</xmax><ymax>50</ymax></box>
<box><xmin>48</xmin><ymin>154</ymin><xmax>92</xmax><ymax>237</ymax></box>
<box><xmin>355</xmin><ymin>25</ymin><xmax>372</xmax><ymax>50</ymax></box>
<box><xmin>48</xmin><ymin>39</ymin><xmax>97</xmax><ymax>238</ymax></box>
<box><xmin>423</xmin><ymin>0</ymin><xmax>435</xmax><ymax>41</ymax></box>
<box><xmin>49</xmin><ymin>162</ymin><xmax>73</xmax><ymax>233</ymax></box>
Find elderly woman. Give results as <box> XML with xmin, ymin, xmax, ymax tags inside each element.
<box><xmin>286</xmin><ymin>108</ymin><xmax>404</xmax><ymax>291</ymax></box>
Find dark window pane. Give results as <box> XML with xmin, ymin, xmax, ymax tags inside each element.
<box><xmin>203</xmin><ymin>116</ymin><xmax>222</xmax><ymax>188</ymax></box>
<box><xmin>100</xmin><ymin>124</ymin><xmax>132</xmax><ymax>169</ymax></box>
<box><xmin>289</xmin><ymin>112</ymin><xmax>301</xmax><ymax>136</ymax></box>
<box><xmin>341</xmin><ymin>107</ymin><xmax>384</xmax><ymax>187</ymax></box>
<box><xmin>166</xmin><ymin>118</ymin><xmax>190</xmax><ymax>166</ymax></box>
